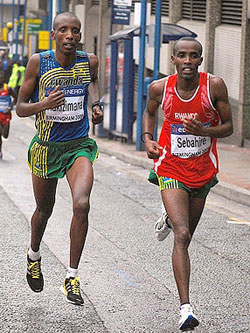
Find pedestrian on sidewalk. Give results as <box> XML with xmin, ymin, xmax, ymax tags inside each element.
<box><xmin>8</xmin><ymin>59</ymin><xmax>20</xmax><ymax>95</ymax></box>
<box><xmin>142</xmin><ymin>37</ymin><xmax>233</xmax><ymax>331</ymax></box>
<box><xmin>16</xmin><ymin>61</ymin><xmax>26</xmax><ymax>97</ymax></box>
<box><xmin>2</xmin><ymin>51</ymin><xmax>13</xmax><ymax>84</ymax></box>
<box><xmin>16</xmin><ymin>12</ymin><xmax>103</xmax><ymax>306</ymax></box>
<box><xmin>0</xmin><ymin>71</ymin><xmax>17</xmax><ymax>159</ymax></box>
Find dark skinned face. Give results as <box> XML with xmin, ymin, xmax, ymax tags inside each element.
<box><xmin>51</xmin><ymin>15</ymin><xmax>81</xmax><ymax>56</ymax></box>
<box><xmin>171</xmin><ymin>41</ymin><xmax>203</xmax><ymax>80</ymax></box>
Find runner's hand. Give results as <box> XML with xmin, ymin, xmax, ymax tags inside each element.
<box><xmin>183</xmin><ymin>114</ymin><xmax>205</xmax><ymax>136</ymax></box>
<box><xmin>45</xmin><ymin>86</ymin><xmax>65</xmax><ymax>109</ymax></box>
<box><xmin>145</xmin><ymin>140</ymin><xmax>163</xmax><ymax>159</ymax></box>
<box><xmin>92</xmin><ymin>105</ymin><xmax>103</xmax><ymax>125</ymax></box>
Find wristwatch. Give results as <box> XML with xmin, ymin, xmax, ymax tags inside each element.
<box><xmin>92</xmin><ymin>101</ymin><xmax>104</xmax><ymax>111</ymax></box>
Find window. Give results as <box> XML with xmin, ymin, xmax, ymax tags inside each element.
<box><xmin>151</xmin><ymin>0</ymin><xmax>169</xmax><ymax>17</ymax></box>
<box><xmin>182</xmin><ymin>0</ymin><xmax>206</xmax><ymax>21</ymax></box>
<box><xmin>131</xmin><ymin>0</ymin><xmax>140</xmax><ymax>12</ymax></box>
<box><xmin>221</xmin><ymin>0</ymin><xmax>242</xmax><ymax>25</ymax></box>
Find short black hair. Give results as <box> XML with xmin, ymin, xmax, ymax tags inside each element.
<box><xmin>53</xmin><ymin>12</ymin><xmax>81</xmax><ymax>30</ymax></box>
<box><xmin>173</xmin><ymin>37</ymin><xmax>203</xmax><ymax>56</ymax></box>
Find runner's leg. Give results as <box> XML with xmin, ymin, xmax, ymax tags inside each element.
<box><xmin>162</xmin><ymin>189</ymin><xmax>206</xmax><ymax>305</ymax></box>
<box><xmin>66</xmin><ymin>156</ymin><xmax>93</xmax><ymax>269</ymax></box>
<box><xmin>2</xmin><ymin>122</ymin><xmax>10</xmax><ymax>138</ymax></box>
<box><xmin>30</xmin><ymin>174</ymin><xmax>58</xmax><ymax>251</ymax></box>
<box><xmin>189</xmin><ymin>196</ymin><xmax>206</xmax><ymax>237</ymax></box>
<box><xmin>162</xmin><ymin>189</ymin><xmax>191</xmax><ymax>305</ymax></box>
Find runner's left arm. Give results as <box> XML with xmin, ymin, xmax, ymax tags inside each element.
<box><xmin>88</xmin><ymin>53</ymin><xmax>103</xmax><ymax>125</ymax></box>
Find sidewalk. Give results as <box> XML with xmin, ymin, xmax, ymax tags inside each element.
<box><xmin>93</xmin><ymin>134</ymin><xmax>250</xmax><ymax>207</ymax></box>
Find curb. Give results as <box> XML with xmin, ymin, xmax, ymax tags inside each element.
<box><xmin>98</xmin><ymin>145</ymin><xmax>153</xmax><ymax>170</ymax></box>
<box><xmin>98</xmin><ymin>142</ymin><xmax>250</xmax><ymax>207</ymax></box>
<box><xmin>211</xmin><ymin>182</ymin><xmax>250</xmax><ymax>207</ymax></box>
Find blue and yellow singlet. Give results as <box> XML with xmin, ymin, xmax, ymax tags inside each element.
<box><xmin>32</xmin><ymin>50</ymin><xmax>91</xmax><ymax>142</ymax></box>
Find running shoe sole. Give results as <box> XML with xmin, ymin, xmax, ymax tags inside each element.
<box><xmin>179</xmin><ymin>314</ymin><xmax>199</xmax><ymax>331</ymax></box>
<box><xmin>154</xmin><ymin>212</ymin><xmax>172</xmax><ymax>241</ymax></box>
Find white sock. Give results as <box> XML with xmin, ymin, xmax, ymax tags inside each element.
<box><xmin>180</xmin><ymin>303</ymin><xmax>192</xmax><ymax>312</ymax></box>
<box><xmin>28</xmin><ymin>247</ymin><xmax>41</xmax><ymax>261</ymax></box>
<box><xmin>161</xmin><ymin>203</ymin><xmax>166</xmax><ymax>214</ymax></box>
<box><xmin>66</xmin><ymin>267</ymin><xmax>78</xmax><ymax>279</ymax></box>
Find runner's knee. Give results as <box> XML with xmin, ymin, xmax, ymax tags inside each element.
<box><xmin>36</xmin><ymin>206</ymin><xmax>54</xmax><ymax>220</ymax></box>
<box><xmin>73</xmin><ymin>197</ymin><xmax>90</xmax><ymax>219</ymax></box>
<box><xmin>174</xmin><ymin>227</ymin><xmax>191</xmax><ymax>247</ymax></box>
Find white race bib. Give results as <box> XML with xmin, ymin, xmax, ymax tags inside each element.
<box><xmin>46</xmin><ymin>95</ymin><xmax>84</xmax><ymax>123</ymax></box>
<box><xmin>171</xmin><ymin>123</ymin><xmax>211</xmax><ymax>159</ymax></box>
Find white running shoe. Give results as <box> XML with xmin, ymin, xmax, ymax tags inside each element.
<box><xmin>154</xmin><ymin>211</ymin><xmax>172</xmax><ymax>241</ymax></box>
<box><xmin>179</xmin><ymin>304</ymin><xmax>199</xmax><ymax>331</ymax></box>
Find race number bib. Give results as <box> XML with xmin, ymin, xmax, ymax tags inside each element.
<box><xmin>46</xmin><ymin>95</ymin><xmax>85</xmax><ymax>123</ymax></box>
<box><xmin>0</xmin><ymin>100</ymin><xmax>9</xmax><ymax>113</ymax></box>
<box><xmin>0</xmin><ymin>98</ymin><xmax>10</xmax><ymax>113</ymax></box>
<box><xmin>171</xmin><ymin>123</ymin><xmax>211</xmax><ymax>159</ymax></box>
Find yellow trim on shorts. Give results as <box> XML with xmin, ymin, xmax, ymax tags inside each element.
<box><xmin>28</xmin><ymin>141</ymin><xmax>49</xmax><ymax>178</ymax></box>
<box><xmin>157</xmin><ymin>175</ymin><xmax>180</xmax><ymax>191</ymax></box>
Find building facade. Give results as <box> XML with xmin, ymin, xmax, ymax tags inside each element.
<box><xmin>1</xmin><ymin>0</ymin><xmax>249</xmax><ymax>146</ymax></box>
<box><xmin>74</xmin><ymin>0</ymin><xmax>250</xmax><ymax>146</ymax></box>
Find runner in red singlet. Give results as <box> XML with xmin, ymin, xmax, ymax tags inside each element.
<box><xmin>0</xmin><ymin>71</ymin><xmax>17</xmax><ymax>159</ymax></box>
<box><xmin>142</xmin><ymin>37</ymin><xmax>233</xmax><ymax>331</ymax></box>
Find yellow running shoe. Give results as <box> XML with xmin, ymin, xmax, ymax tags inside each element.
<box><xmin>26</xmin><ymin>250</ymin><xmax>44</xmax><ymax>292</ymax></box>
<box><xmin>61</xmin><ymin>277</ymin><xmax>84</xmax><ymax>306</ymax></box>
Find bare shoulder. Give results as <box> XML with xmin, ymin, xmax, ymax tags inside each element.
<box><xmin>209</xmin><ymin>74</ymin><xmax>227</xmax><ymax>88</ymax></box>
<box><xmin>25</xmin><ymin>53</ymin><xmax>40</xmax><ymax>76</ymax></box>
<box><xmin>209</xmin><ymin>74</ymin><xmax>228</xmax><ymax>102</ymax></box>
<box><xmin>149</xmin><ymin>77</ymin><xmax>168</xmax><ymax>101</ymax></box>
<box><xmin>88</xmin><ymin>53</ymin><xmax>99</xmax><ymax>67</ymax></box>
<box><xmin>27</xmin><ymin>53</ymin><xmax>40</xmax><ymax>66</ymax></box>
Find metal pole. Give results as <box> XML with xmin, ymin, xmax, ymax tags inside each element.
<box><xmin>11</xmin><ymin>0</ymin><xmax>15</xmax><ymax>55</ymax></box>
<box><xmin>58</xmin><ymin>0</ymin><xmax>62</xmax><ymax>13</ymax></box>
<box><xmin>110</xmin><ymin>0</ymin><xmax>113</xmax><ymax>35</ymax></box>
<box><xmin>49</xmin><ymin>0</ymin><xmax>53</xmax><ymax>49</ymax></box>
<box><xmin>153</xmin><ymin>0</ymin><xmax>161</xmax><ymax>80</ymax></box>
<box><xmin>136</xmin><ymin>0</ymin><xmax>147</xmax><ymax>151</ymax></box>
<box><xmin>15</xmin><ymin>0</ymin><xmax>20</xmax><ymax>56</ymax></box>
<box><xmin>1</xmin><ymin>0</ymin><xmax>4</xmax><ymax>39</ymax></box>
<box><xmin>110</xmin><ymin>41</ymin><xmax>118</xmax><ymax>131</ymax></box>
<box><xmin>21</xmin><ymin>0</ymin><xmax>27</xmax><ymax>59</ymax></box>
<box><xmin>52</xmin><ymin>0</ymin><xmax>57</xmax><ymax>21</ymax></box>
<box><xmin>153</xmin><ymin>0</ymin><xmax>162</xmax><ymax>140</ymax></box>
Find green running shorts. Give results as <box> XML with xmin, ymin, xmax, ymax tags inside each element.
<box><xmin>27</xmin><ymin>135</ymin><xmax>98</xmax><ymax>179</ymax></box>
<box><xmin>148</xmin><ymin>168</ymin><xmax>218</xmax><ymax>199</ymax></box>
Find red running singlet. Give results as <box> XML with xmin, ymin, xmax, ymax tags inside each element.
<box><xmin>154</xmin><ymin>72</ymin><xmax>220</xmax><ymax>188</ymax></box>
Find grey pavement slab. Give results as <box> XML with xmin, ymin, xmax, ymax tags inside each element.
<box><xmin>0</xmin><ymin>186</ymin><xmax>107</xmax><ymax>333</ymax></box>
<box><xmin>0</xmin><ymin>113</ymin><xmax>249</xmax><ymax>332</ymax></box>
<box><xmin>93</xmin><ymin>135</ymin><xmax>250</xmax><ymax>208</ymax></box>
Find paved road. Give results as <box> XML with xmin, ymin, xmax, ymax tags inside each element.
<box><xmin>0</xmin><ymin>114</ymin><xmax>249</xmax><ymax>332</ymax></box>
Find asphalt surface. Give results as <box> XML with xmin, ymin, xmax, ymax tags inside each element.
<box><xmin>0</xmin><ymin>186</ymin><xmax>107</xmax><ymax>333</ymax></box>
<box><xmin>0</xmin><ymin>113</ymin><xmax>249</xmax><ymax>332</ymax></box>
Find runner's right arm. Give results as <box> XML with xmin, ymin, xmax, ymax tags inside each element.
<box><xmin>16</xmin><ymin>54</ymin><xmax>65</xmax><ymax>118</ymax></box>
<box><xmin>143</xmin><ymin>79</ymin><xmax>164</xmax><ymax>159</ymax></box>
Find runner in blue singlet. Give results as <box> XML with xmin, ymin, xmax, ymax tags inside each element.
<box><xmin>16</xmin><ymin>12</ymin><xmax>103</xmax><ymax>306</ymax></box>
